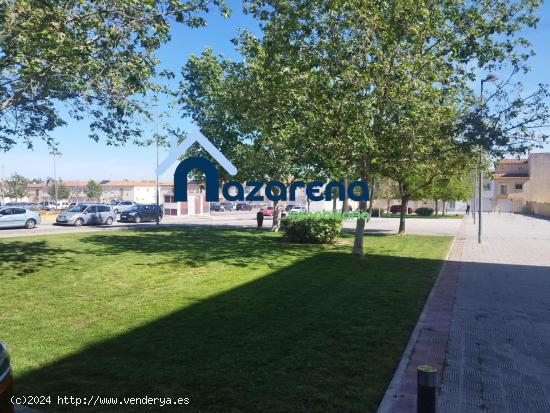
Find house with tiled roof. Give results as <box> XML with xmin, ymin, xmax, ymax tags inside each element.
<box><xmin>489</xmin><ymin>153</ymin><xmax>550</xmax><ymax>215</ymax></box>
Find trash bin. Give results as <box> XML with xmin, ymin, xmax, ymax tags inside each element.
<box><xmin>0</xmin><ymin>342</ymin><xmax>13</xmax><ymax>413</ymax></box>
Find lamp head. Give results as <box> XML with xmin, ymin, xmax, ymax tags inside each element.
<box><xmin>483</xmin><ymin>74</ymin><xmax>499</xmax><ymax>83</ymax></box>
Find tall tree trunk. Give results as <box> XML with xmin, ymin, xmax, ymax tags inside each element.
<box><xmin>332</xmin><ymin>191</ymin><xmax>337</xmax><ymax>211</ymax></box>
<box><xmin>442</xmin><ymin>201</ymin><xmax>446</xmax><ymax>216</ymax></box>
<box><xmin>353</xmin><ymin>200</ymin><xmax>367</xmax><ymax>256</ymax></box>
<box><xmin>341</xmin><ymin>178</ymin><xmax>349</xmax><ymax>213</ymax></box>
<box><xmin>398</xmin><ymin>182</ymin><xmax>409</xmax><ymax>234</ymax></box>
<box><xmin>367</xmin><ymin>175</ymin><xmax>375</xmax><ymax>222</ymax></box>
<box><xmin>272</xmin><ymin>199</ymin><xmax>280</xmax><ymax>231</ymax></box>
<box><xmin>434</xmin><ymin>199</ymin><xmax>439</xmax><ymax>216</ymax></box>
<box><xmin>387</xmin><ymin>199</ymin><xmax>391</xmax><ymax>218</ymax></box>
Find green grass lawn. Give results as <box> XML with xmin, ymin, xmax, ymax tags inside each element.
<box><xmin>0</xmin><ymin>227</ymin><xmax>452</xmax><ymax>413</ymax></box>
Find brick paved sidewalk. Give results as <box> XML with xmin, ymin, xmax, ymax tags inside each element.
<box><xmin>378</xmin><ymin>213</ymin><xmax>550</xmax><ymax>413</ymax></box>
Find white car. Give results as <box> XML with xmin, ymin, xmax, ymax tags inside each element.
<box><xmin>113</xmin><ymin>201</ymin><xmax>136</xmax><ymax>214</ymax></box>
<box><xmin>289</xmin><ymin>206</ymin><xmax>307</xmax><ymax>213</ymax></box>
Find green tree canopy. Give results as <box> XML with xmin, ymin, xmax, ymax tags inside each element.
<box><xmin>47</xmin><ymin>181</ymin><xmax>70</xmax><ymax>201</ymax></box>
<box><xmin>5</xmin><ymin>173</ymin><xmax>28</xmax><ymax>201</ymax></box>
<box><xmin>86</xmin><ymin>180</ymin><xmax>102</xmax><ymax>200</ymax></box>
<box><xmin>0</xmin><ymin>0</ymin><xmax>228</xmax><ymax>151</ymax></box>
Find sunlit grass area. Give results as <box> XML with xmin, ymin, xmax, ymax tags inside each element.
<box><xmin>1</xmin><ymin>227</ymin><xmax>452</xmax><ymax>412</ymax></box>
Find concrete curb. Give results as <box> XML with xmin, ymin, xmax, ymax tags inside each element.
<box><xmin>377</xmin><ymin>220</ymin><xmax>466</xmax><ymax>413</ymax></box>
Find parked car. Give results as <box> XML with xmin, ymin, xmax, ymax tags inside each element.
<box><xmin>289</xmin><ymin>205</ymin><xmax>307</xmax><ymax>213</ymax></box>
<box><xmin>285</xmin><ymin>204</ymin><xmax>297</xmax><ymax>212</ymax></box>
<box><xmin>389</xmin><ymin>205</ymin><xmax>414</xmax><ymax>214</ymax></box>
<box><xmin>220</xmin><ymin>201</ymin><xmax>235</xmax><ymax>211</ymax></box>
<box><xmin>119</xmin><ymin>204</ymin><xmax>163</xmax><ymax>223</ymax></box>
<box><xmin>210</xmin><ymin>202</ymin><xmax>225</xmax><ymax>212</ymax></box>
<box><xmin>112</xmin><ymin>200</ymin><xmax>136</xmax><ymax>214</ymax></box>
<box><xmin>236</xmin><ymin>203</ymin><xmax>252</xmax><ymax>211</ymax></box>
<box><xmin>0</xmin><ymin>206</ymin><xmax>41</xmax><ymax>229</ymax></box>
<box><xmin>261</xmin><ymin>206</ymin><xmax>274</xmax><ymax>216</ymax></box>
<box><xmin>56</xmin><ymin>203</ymin><xmax>115</xmax><ymax>226</ymax></box>
<box><xmin>40</xmin><ymin>201</ymin><xmax>57</xmax><ymax>211</ymax></box>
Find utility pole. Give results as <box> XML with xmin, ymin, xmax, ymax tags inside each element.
<box><xmin>0</xmin><ymin>165</ymin><xmax>5</xmax><ymax>205</ymax></box>
<box><xmin>478</xmin><ymin>74</ymin><xmax>498</xmax><ymax>244</ymax></box>
<box><xmin>472</xmin><ymin>171</ymin><xmax>476</xmax><ymax>225</ymax></box>
<box><xmin>154</xmin><ymin>105</ymin><xmax>160</xmax><ymax>225</ymax></box>
<box><xmin>53</xmin><ymin>153</ymin><xmax>58</xmax><ymax>206</ymax></box>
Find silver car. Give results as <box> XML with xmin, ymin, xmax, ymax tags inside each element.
<box><xmin>56</xmin><ymin>204</ymin><xmax>115</xmax><ymax>226</ymax></box>
<box><xmin>112</xmin><ymin>201</ymin><xmax>136</xmax><ymax>214</ymax></box>
<box><xmin>0</xmin><ymin>206</ymin><xmax>41</xmax><ymax>229</ymax></box>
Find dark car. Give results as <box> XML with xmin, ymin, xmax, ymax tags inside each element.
<box><xmin>119</xmin><ymin>204</ymin><xmax>163</xmax><ymax>223</ymax></box>
<box><xmin>236</xmin><ymin>203</ymin><xmax>252</xmax><ymax>211</ymax></box>
<box><xmin>389</xmin><ymin>205</ymin><xmax>414</xmax><ymax>214</ymax></box>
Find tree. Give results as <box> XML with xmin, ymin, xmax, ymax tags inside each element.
<box><xmin>179</xmin><ymin>0</ymin><xmax>547</xmax><ymax>253</ymax></box>
<box><xmin>375</xmin><ymin>178</ymin><xmax>400</xmax><ymax>218</ymax></box>
<box><xmin>47</xmin><ymin>181</ymin><xmax>70</xmax><ymax>201</ymax></box>
<box><xmin>425</xmin><ymin>171</ymin><xmax>475</xmax><ymax>216</ymax></box>
<box><xmin>86</xmin><ymin>180</ymin><xmax>102</xmax><ymax>201</ymax></box>
<box><xmin>0</xmin><ymin>0</ymin><xmax>228</xmax><ymax>151</ymax></box>
<box><xmin>239</xmin><ymin>0</ymin><xmax>548</xmax><ymax>250</ymax></box>
<box><xmin>5</xmin><ymin>173</ymin><xmax>28</xmax><ymax>201</ymax></box>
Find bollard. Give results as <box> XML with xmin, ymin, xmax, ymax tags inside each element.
<box><xmin>0</xmin><ymin>342</ymin><xmax>14</xmax><ymax>413</ymax></box>
<box><xmin>417</xmin><ymin>365</ymin><xmax>437</xmax><ymax>413</ymax></box>
<box><xmin>256</xmin><ymin>210</ymin><xmax>264</xmax><ymax>228</ymax></box>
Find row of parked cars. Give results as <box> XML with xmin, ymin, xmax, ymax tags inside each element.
<box><xmin>0</xmin><ymin>202</ymin><xmax>163</xmax><ymax>230</ymax></box>
<box><xmin>209</xmin><ymin>202</ymin><xmax>308</xmax><ymax>216</ymax></box>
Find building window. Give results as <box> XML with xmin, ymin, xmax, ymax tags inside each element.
<box><xmin>483</xmin><ymin>183</ymin><xmax>491</xmax><ymax>191</ymax></box>
<box><xmin>515</xmin><ymin>183</ymin><xmax>523</xmax><ymax>190</ymax></box>
<box><xmin>164</xmin><ymin>195</ymin><xmax>174</xmax><ymax>203</ymax></box>
<box><xmin>500</xmin><ymin>184</ymin><xmax>508</xmax><ymax>195</ymax></box>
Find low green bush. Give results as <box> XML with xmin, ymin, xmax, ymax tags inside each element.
<box><xmin>281</xmin><ymin>215</ymin><xmax>342</xmax><ymax>243</ymax></box>
<box><xmin>415</xmin><ymin>207</ymin><xmax>434</xmax><ymax>216</ymax></box>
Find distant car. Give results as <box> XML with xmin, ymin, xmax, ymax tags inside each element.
<box><xmin>261</xmin><ymin>206</ymin><xmax>274</xmax><ymax>216</ymax></box>
<box><xmin>41</xmin><ymin>201</ymin><xmax>57</xmax><ymax>211</ymax></box>
<box><xmin>389</xmin><ymin>205</ymin><xmax>414</xmax><ymax>214</ymax></box>
<box><xmin>119</xmin><ymin>204</ymin><xmax>163</xmax><ymax>223</ymax></box>
<box><xmin>0</xmin><ymin>207</ymin><xmax>41</xmax><ymax>229</ymax></box>
<box><xmin>56</xmin><ymin>203</ymin><xmax>115</xmax><ymax>226</ymax></box>
<box><xmin>236</xmin><ymin>203</ymin><xmax>252</xmax><ymax>211</ymax></box>
<box><xmin>289</xmin><ymin>205</ymin><xmax>307</xmax><ymax>213</ymax></box>
<box><xmin>113</xmin><ymin>201</ymin><xmax>136</xmax><ymax>214</ymax></box>
<box><xmin>285</xmin><ymin>204</ymin><xmax>297</xmax><ymax>212</ymax></box>
<box><xmin>210</xmin><ymin>203</ymin><xmax>225</xmax><ymax>212</ymax></box>
<box><xmin>220</xmin><ymin>201</ymin><xmax>234</xmax><ymax>211</ymax></box>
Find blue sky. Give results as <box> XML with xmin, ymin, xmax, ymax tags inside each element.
<box><xmin>1</xmin><ymin>0</ymin><xmax>550</xmax><ymax>182</ymax></box>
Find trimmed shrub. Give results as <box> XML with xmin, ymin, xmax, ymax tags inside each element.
<box><xmin>370</xmin><ymin>208</ymin><xmax>384</xmax><ymax>217</ymax></box>
<box><xmin>415</xmin><ymin>207</ymin><xmax>434</xmax><ymax>216</ymax></box>
<box><xmin>281</xmin><ymin>215</ymin><xmax>342</xmax><ymax>243</ymax></box>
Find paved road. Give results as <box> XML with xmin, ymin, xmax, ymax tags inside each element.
<box><xmin>439</xmin><ymin>214</ymin><xmax>550</xmax><ymax>412</ymax></box>
<box><xmin>0</xmin><ymin>212</ymin><xmax>462</xmax><ymax>238</ymax></box>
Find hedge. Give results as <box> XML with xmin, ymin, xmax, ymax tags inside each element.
<box><xmin>281</xmin><ymin>215</ymin><xmax>342</xmax><ymax>244</ymax></box>
<box><xmin>415</xmin><ymin>207</ymin><xmax>434</xmax><ymax>216</ymax></box>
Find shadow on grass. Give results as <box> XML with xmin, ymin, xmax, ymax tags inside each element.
<box><xmin>0</xmin><ymin>241</ymin><xmax>77</xmax><ymax>277</ymax></box>
<box><xmin>14</xmin><ymin>240</ymin><xmax>444</xmax><ymax>413</ymax></box>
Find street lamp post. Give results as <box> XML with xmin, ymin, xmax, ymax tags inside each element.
<box><xmin>151</xmin><ymin>104</ymin><xmax>161</xmax><ymax>225</ymax></box>
<box><xmin>478</xmin><ymin>74</ymin><xmax>498</xmax><ymax>244</ymax></box>
<box><xmin>53</xmin><ymin>153</ymin><xmax>58</xmax><ymax>206</ymax></box>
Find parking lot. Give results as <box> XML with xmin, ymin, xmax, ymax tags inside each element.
<box><xmin>0</xmin><ymin>210</ymin><xmax>463</xmax><ymax>238</ymax></box>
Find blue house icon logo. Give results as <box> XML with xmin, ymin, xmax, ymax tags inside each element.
<box><xmin>155</xmin><ymin>132</ymin><xmax>237</xmax><ymax>202</ymax></box>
